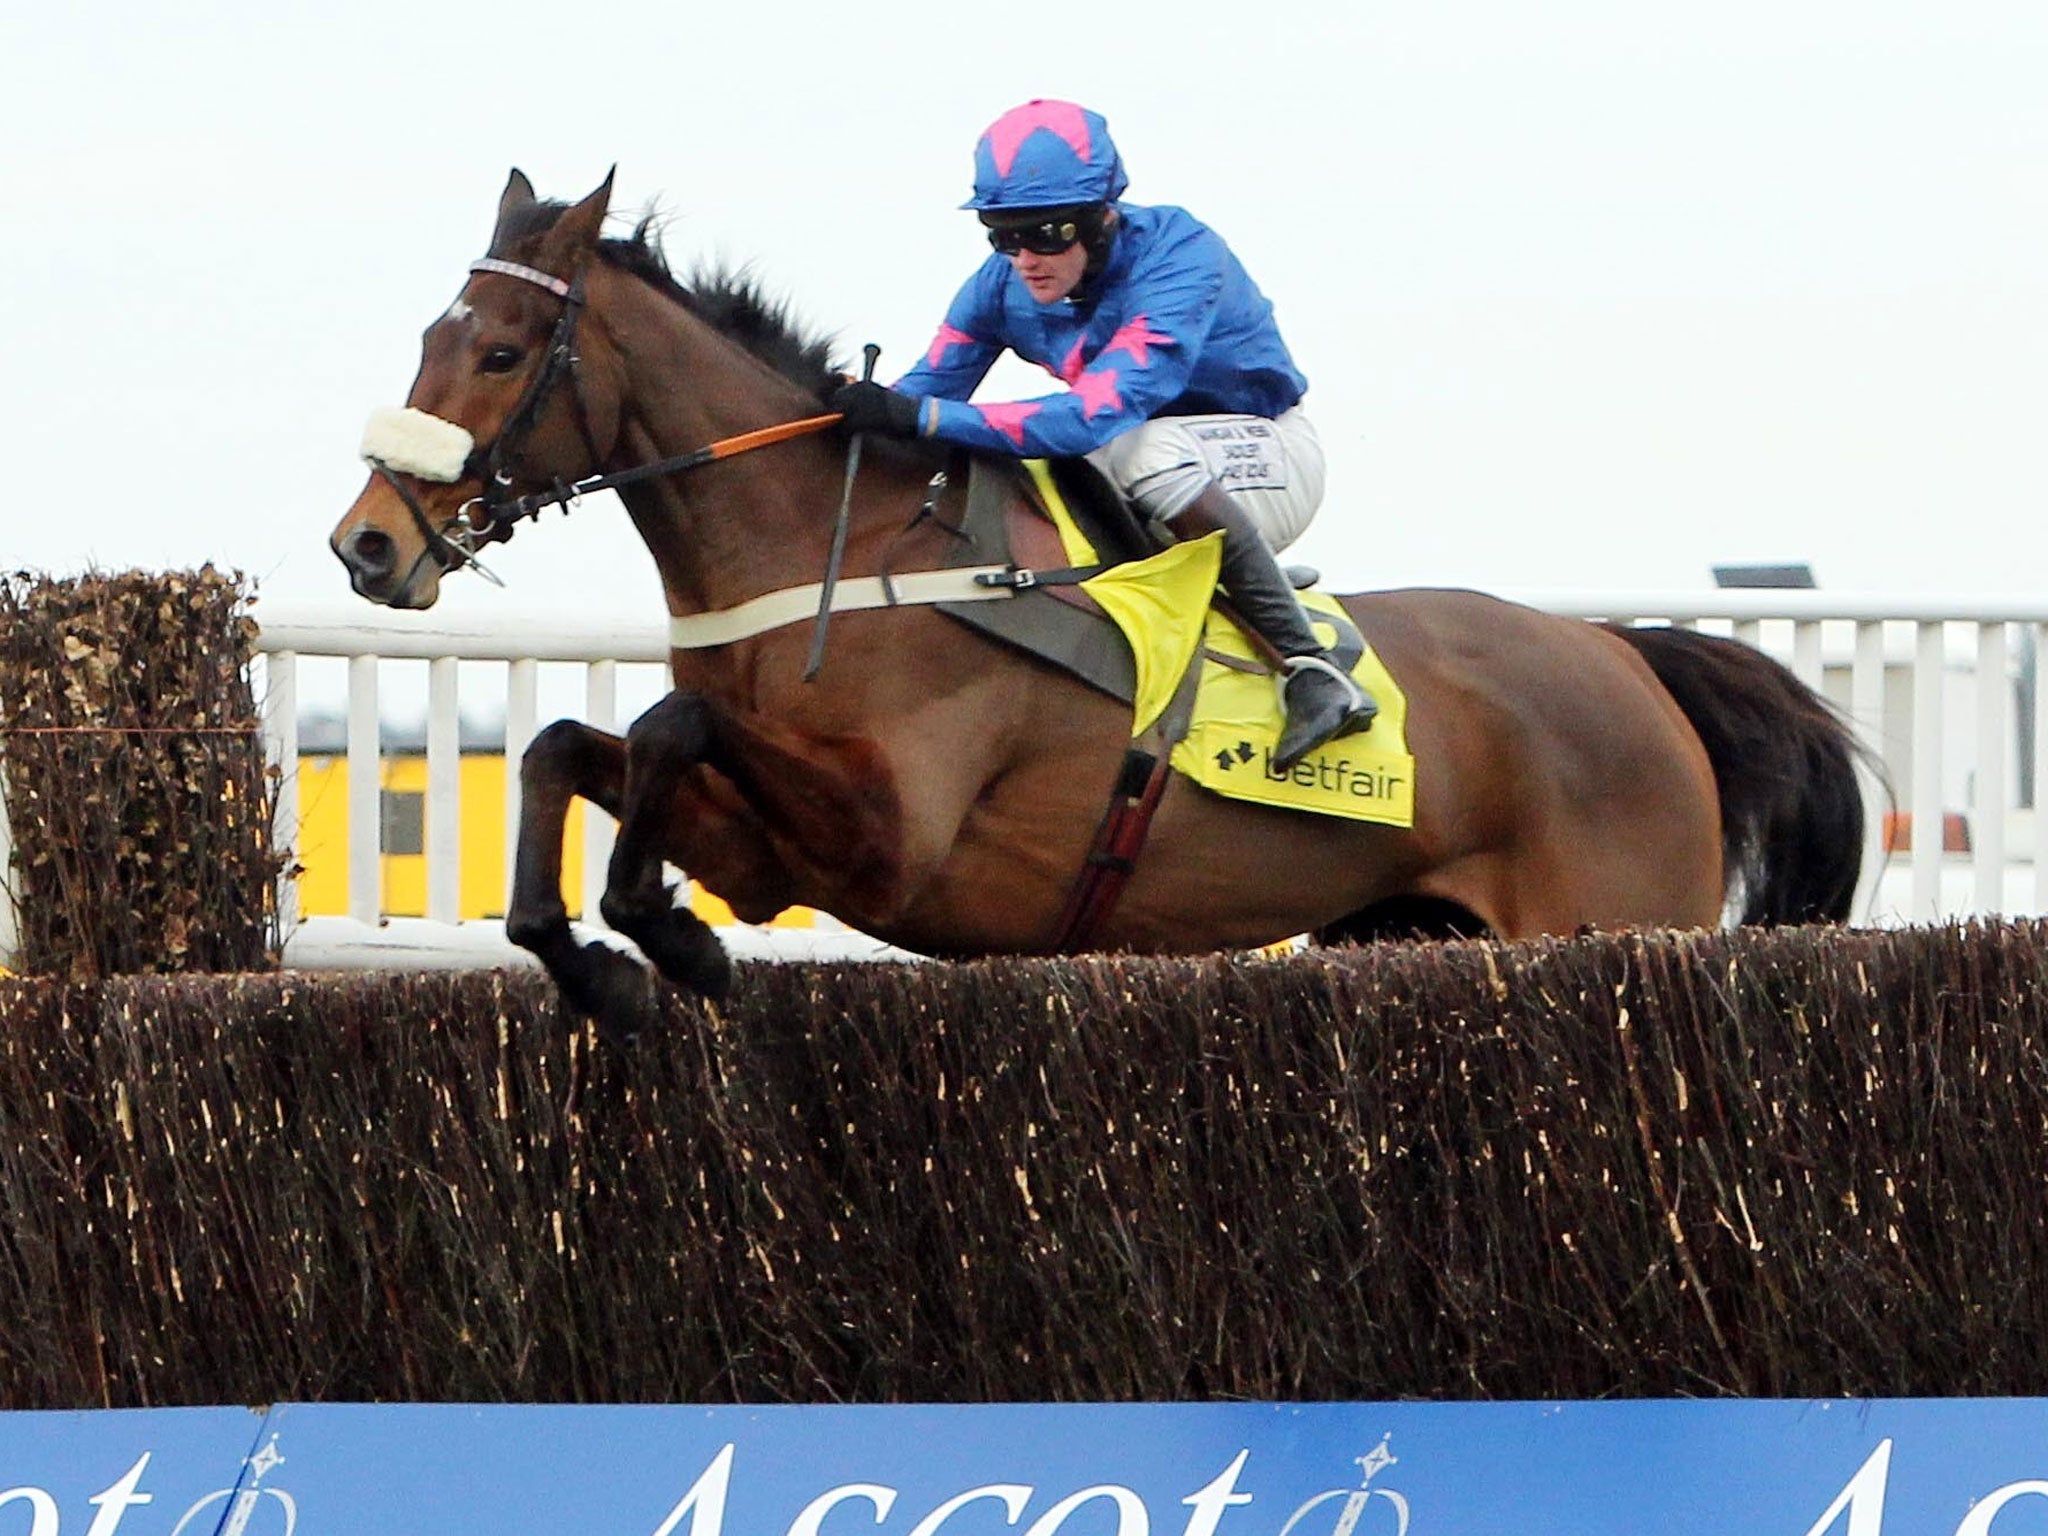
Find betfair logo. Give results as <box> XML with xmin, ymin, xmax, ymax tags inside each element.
<box><xmin>1262</xmin><ymin>749</ymin><xmax>1404</xmax><ymax>801</ymax></box>
<box><xmin>1213</xmin><ymin>741</ymin><xmax>1258</xmax><ymax>771</ymax></box>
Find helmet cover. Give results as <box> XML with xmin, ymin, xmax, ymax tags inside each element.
<box><xmin>963</xmin><ymin>99</ymin><xmax>1129</xmax><ymax>211</ymax></box>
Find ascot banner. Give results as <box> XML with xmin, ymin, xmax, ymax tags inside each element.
<box><xmin>7</xmin><ymin>1400</ymin><xmax>2048</xmax><ymax>1535</ymax></box>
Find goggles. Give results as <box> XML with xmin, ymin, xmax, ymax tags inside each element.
<box><xmin>985</xmin><ymin>217</ymin><xmax>1083</xmax><ymax>257</ymax></box>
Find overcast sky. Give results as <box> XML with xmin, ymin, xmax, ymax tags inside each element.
<box><xmin>6</xmin><ymin>0</ymin><xmax>2045</xmax><ymax>628</ymax></box>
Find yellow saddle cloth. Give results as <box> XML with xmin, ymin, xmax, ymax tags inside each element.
<box><xmin>1027</xmin><ymin>462</ymin><xmax>1415</xmax><ymax>828</ymax></box>
<box><xmin>1171</xmin><ymin>601</ymin><xmax>1415</xmax><ymax>826</ymax></box>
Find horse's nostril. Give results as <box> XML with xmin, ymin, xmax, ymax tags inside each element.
<box><xmin>344</xmin><ymin>528</ymin><xmax>398</xmax><ymax>580</ymax></box>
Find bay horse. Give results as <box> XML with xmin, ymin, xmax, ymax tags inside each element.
<box><xmin>331</xmin><ymin>171</ymin><xmax>1864</xmax><ymax>1036</ymax></box>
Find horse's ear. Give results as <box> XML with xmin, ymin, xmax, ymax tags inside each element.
<box><xmin>490</xmin><ymin>169</ymin><xmax>539</xmax><ymax>252</ymax></box>
<box><xmin>540</xmin><ymin>168</ymin><xmax>615</xmax><ymax>269</ymax></box>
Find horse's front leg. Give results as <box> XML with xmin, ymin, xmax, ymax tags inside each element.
<box><xmin>596</xmin><ymin>689</ymin><xmax>913</xmax><ymax>1005</ymax></box>
<box><xmin>504</xmin><ymin>719</ymin><xmax>660</xmax><ymax>1041</ymax></box>
<box><xmin>597</xmin><ymin>690</ymin><xmax>734</xmax><ymax>1005</ymax></box>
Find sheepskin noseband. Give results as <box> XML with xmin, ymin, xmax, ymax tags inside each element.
<box><xmin>360</xmin><ymin>406</ymin><xmax>476</xmax><ymax>483</ymax></box>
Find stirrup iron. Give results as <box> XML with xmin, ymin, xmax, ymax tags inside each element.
<box><xmin>1272</xmin><ymin>655</ymin><xmax>1378</xmax><ymax>772</ymax></box>
<box><xmin>1283</xmin><ymin>653</ymin><xmax>1373</xmax><ymax>715</ymax></box>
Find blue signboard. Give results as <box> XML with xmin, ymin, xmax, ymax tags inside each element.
<box><xmin>0</xmin><ymin>1407</ymin><xmax>264</xmax><ymax>1535</ymax></box>
<box><xmin>7</xmin><ymin>1400</ymin><xmax>2048</xmax><ymax>1534</ymax></box>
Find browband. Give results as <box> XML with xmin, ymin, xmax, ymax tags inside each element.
<box><xmin>468</xmin><ymin>257</ymin><xmax>573</xmax><ymax>298</ymax></box>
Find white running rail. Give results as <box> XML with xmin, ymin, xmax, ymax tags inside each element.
<box><xmin>7</xmin><ymin>591</ymin><xmax>2048</xmax><ymax>972</ymax></box>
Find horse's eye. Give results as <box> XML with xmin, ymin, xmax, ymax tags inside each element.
<box><xmin>479</xmin><ymin>345</ymin><xmax>523</xmax><ymax>374</ymax></box>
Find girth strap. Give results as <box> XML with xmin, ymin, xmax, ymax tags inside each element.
<box><xmin>1050</xmin><ymin>636</ymin><xmax>1209</xmax><ymax>953</ymax></box>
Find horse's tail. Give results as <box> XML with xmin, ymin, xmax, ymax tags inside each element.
<box><xmin>1603</xmin><ymin>624</ymin><xmax>1869</xmax><ymax>925</ymax></box>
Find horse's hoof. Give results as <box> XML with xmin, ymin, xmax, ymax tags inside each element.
<box><xmin>638</xmin><ymin>913</ymin><xmax>733</xmax><ymax>1002</ymax></box>
<box><xmin>655</xmin><ymin>921</ymin><xmax>737</xmax><ymax>1003</ymax></box>
<box><xmin>552</xmin><ymin>940</ymin><xmax>657</xmax><ymax>1046</ymax></box>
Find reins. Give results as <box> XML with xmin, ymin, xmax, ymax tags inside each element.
<box><xmin>470</xmin><ymin>411</ymin><xmax>844</xmax><ymax>536</ymax></box>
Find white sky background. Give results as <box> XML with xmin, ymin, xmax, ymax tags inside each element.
<box><xmin>5</xmin><ymin>0</ymin><xmax>2046</xmax><ymax>631</ymax></box>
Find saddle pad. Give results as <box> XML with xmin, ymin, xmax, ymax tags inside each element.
<box><xmin>1024</xmin><ymin>459</ymin><xmax>1416</xmax><ymax>827</ymax></box>
<box><xmin>1170</xmin><ymin>597</ymin><xmax>1416</xmax><ymax>827</ymax></box>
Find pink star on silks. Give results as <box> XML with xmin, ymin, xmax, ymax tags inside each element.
<box><xmin>974</xmin><ymin>399</ymin><xmax>1043</xmax><ymax>447</ymax></box>
<box><xmin>1055</xmin><ymin>337</ymin><xmax>1088</xmax><ymax>384</ymax></box>
<box><xmin>985</xmin><ymin>100</ymin><xmax>1093</xmax><ymax>176</ymax></box>
<box><xmin>925</xmin><ymin>323</ymin><xmax>977</xmax><ymax>368</ymax></box>
<box><xmin>1070</xmin><ymin>367</ymin><xmax>1123</xmax><ymax>419</ymax></box>
<box><xmin>1103</xmin><ymin>314</ymin><xmax>1172</xmax><ymax>368</ymax></box>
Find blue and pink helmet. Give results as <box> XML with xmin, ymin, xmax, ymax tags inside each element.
<box><xmin>963</xmin><ymin>99</ymin><xmax>1129</xmax><ymax>211</ymax></box>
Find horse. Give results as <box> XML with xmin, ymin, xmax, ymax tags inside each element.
<box><xmin>331</xmin><ymin>171</ymin><xmax>1865</xmax><ymax>1037</ymax></box>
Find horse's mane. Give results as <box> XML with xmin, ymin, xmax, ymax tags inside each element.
<box><xmin>498</xmin><ymin>200</ymin><xmax>842</xmax><ymax>399</ymax></box>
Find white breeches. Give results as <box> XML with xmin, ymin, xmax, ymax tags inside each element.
<box><xmin>1086</xmin><ymin>406</ymin><xmax>1326</xmax><ymax>552</ymax></box>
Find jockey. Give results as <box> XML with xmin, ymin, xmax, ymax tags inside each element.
<box><xmin>828</xmin><ymin>98</ymin><xmax>1376</xmax><ymax>771</ymax></box>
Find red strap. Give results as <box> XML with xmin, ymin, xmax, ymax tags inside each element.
<box><xmin>1051</xmin><ymin>746</ymin><xmax>1176</xmax><ymax>953</ymax></box>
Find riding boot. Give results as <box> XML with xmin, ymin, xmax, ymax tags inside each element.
<box><xmin>1172</xmin><ymin>482</ymin><xmax>1377</xmax><ymax>771</ymax></box>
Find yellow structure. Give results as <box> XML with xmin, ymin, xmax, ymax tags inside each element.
<box><xmin>292</xmin><ymin>754</ymin><xmax>820</xmax><ymax>929</ymax></box>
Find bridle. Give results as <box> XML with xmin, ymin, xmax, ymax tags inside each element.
<box><xmin>367</xmin><ymin>254</ymin><xmax>839</xmax><ymax>588</ymax></box>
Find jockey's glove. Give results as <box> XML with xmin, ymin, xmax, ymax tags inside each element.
<box><xmin>829</xmin><ymin>380</ymin><xmax>922</xmax><ymax>439</ymax></box>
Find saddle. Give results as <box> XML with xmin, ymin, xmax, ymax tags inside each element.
<box><xmin>930</xmin><ymin>455</ymin><xmax>1364</xmax><ymax>708</ymax></box>
<box><xmin>929</xmin><ymin>454</ymin><xmax>1154</xmax><ymax>704</ymax></box>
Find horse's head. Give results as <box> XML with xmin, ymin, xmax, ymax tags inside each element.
<box><xmin>331</xmin><ymin>170</ymin><xmax>622</xmax><ymax>608</ymax></box>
